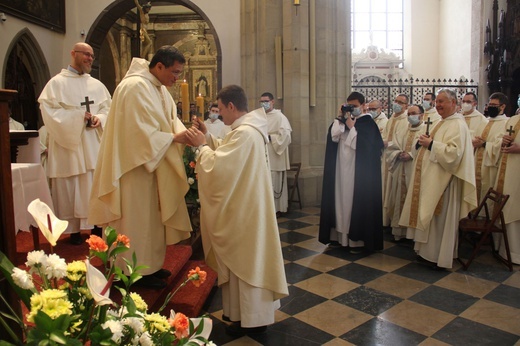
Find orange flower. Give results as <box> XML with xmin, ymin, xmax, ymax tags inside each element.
<box><xmin>188</xmin><ymin>266</ymin><xmax>207</xmax><ymax>287</ymax></box>
<box><xmin>170</xmin><ymin>312</ymin><xmax>189</xmax><ymax>339</ymax></box>
<box><xmin>189</xmin><ymin>161</ymin><xmax>196</xmax><ymax>168</ymax></box>
<box><xmin>86</xmin><ymin>235</ymin><xmax>108</xmax><ymax>252</ymax></box>
<box><xmin>116</xmin><ymin>234</ymin><xmax>130</xmax><ymax>248</ymax></box>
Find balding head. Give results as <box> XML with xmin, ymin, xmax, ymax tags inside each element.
<box><xmin>70</xmin><ymin>42</ymin><xmax>94</xmax><ymax>74</ymax></box>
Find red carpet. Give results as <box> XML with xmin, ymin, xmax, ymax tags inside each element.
<box><xmin>15</xmin><ymin>229</ymin><xmax>217</xmax><ymax>318</ymax></box>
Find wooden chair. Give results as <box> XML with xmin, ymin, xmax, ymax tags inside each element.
<box><xmin>287</xmin><ymin>163</ymin><xmax>302</xmax><ymax>210</ymax></box>
<box><xmin>457</xmin><ymin>187</ymin><xmax>512</xmax><ymax>271</ymax></box>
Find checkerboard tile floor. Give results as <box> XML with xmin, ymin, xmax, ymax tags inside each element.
<box><xmin>201</xmin><ymin>207</ymin><xmax>520</xmax><ymax>345</ymax></box>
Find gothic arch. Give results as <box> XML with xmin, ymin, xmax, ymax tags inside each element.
<box><xmin>2</xmin><ymin>29</ymin><xmax>50</xmax><ymax>128</ymax></box>
<box><xmin>85</xmin><ymin>0</ymin><xmax>222</xmax><ymax>90</ymax></box>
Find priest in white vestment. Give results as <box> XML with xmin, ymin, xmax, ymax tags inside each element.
<box><xmin>385</xmin><ymin>105</ymin><xmax>426</xmax><ymax>240</ymax></box>
<box><xmin>186</xmin><ymin>85</ymin><xmax>288</xmax><ymax>336</ymax></box>
<box><xmin>38</xmin><ymin>42</ymin><xmax>111</xmax><ymax>244</ymax></box>
<box><xmin>204</xmin><ymin>103</ymin><xmax>231</xmax><ymax>139</ymax></box>
<box><xmin>399</xmin><ymin>89</ymin><xmax>477</xmax><ymax>269</ymax></box>
<box><xmin>382</xmin><ymin>94</ymin><xmax>409</xmax><ymax>226</ymax></box>
<box><xmin>422</xmin><ymin>92</ymin><xmax>443</xmax><ymax>130</ymax></box>
<box><xmin>89</xmin><ymin>47</ymin><xmax>193</xmax><ymax>289</ymax></box>
<box><xmin>367</xmin><ymin>99</ymin><xmax>388</xmax><ymax>135</ymax></box>
<box><xmin>260</xmin><ymin>92</ymin><xmax>292</xmax><ymax>213</ymax></box>
<box><xmin>493</xmin><ymin>113</ymin><xmax>520</xmax><ymax>264</ymax></box>
<box><xmin>472</xmin><ymin>92</ymin><xmax>509</xmax><ymax>203</ymax></box>
<box><xmin>461</xmin><ymin>92</ymin><xmax>488</xmax><ymax>137</ymax></box>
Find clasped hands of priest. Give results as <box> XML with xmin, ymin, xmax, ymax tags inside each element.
<box><xmin>181</xmin><ymin>116</ymin><xmax>207</xmax><ymax>149</ymax></box>
<box><xmin>84</xmin><ymin>111</ymin><xmax>101</xmax><ymax>128</ymax></box>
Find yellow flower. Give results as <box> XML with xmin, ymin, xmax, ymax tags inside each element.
<box><xmin>144</xmin><ymin>313</ymin><xmax>170</xmax><ymax>334</ymax></box>
<box><xmin>129</xmin><ymin>292</ymin><xmax>148</xmax><ymax>312</ymax></box>
<box><xmin>27</xmin><ymin>289</ymin><xmax>72</xmax><ymax>322</ymax></box>
<box><xmin>67</xmin><ymin>260</ymin><xmax>87</xmax><ymax>282</ymax></box>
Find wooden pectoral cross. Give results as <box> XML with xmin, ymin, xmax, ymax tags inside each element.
<box><xmin>425</xmin><ymin>117</ymin><xmax>433</xmax><ymax>136</ymax></box>
<box><xmin>81</xmin><ymin>96</ymin><xmax>95</xmax><ymax>127</ymax></box>
<box><xmin>506</xmin><ymin>125</ymin><xmax>515</xmax><ymax>147</ymax></box>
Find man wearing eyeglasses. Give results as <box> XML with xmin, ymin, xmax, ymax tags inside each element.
<box><xmin>367</xmin><ymin>99</ymin><xmax>388</xmax><ymax>135</ymax></box>
<box><xmin>38</xmin><ymin>42</ymin><xmax>112</xmax><ymax>245</ymax></box>
<box><xmin>382</xmin><ymin>94</ymin><xmax>410</xmax><ymax>228</ymax></box>
<box><xmin>461</xmin><ymin>92</ymin><xmax>488</xmax><ymax>137</ymax></box>
<box><xmin>89</xmin><ymin>46</ymin><xmax>194</xmax><ymax>289</ymax></box>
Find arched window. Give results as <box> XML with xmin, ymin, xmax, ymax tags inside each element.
<box><xmin>351</xmin><ymin>0</ymin><xmax>404</xmax><ymax>60</ymax></box>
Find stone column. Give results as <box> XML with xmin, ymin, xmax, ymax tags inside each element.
<box><xmin>119</xmin><ymin>23</ymin><xmax>132</xmax><ymax>80</ymax></box>
<box><xmin>241</xmin><ymin>0</ymin><xmax>350</xmax><ymax>207</ymax></box>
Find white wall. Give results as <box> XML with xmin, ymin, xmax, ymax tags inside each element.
<box><xmin>406</xmin><ymin>0</ymin><xmax>440</xmax><ymax>78</ymax></box>
<box><xmin>438</xmin><ymin>0</ymin><xmax>472</xmax><ymax>79</ymax></box>
<box><xmin>0</xmin><ymin>0</ymin><xmax>241</xmax><ymax>88</ymax></box>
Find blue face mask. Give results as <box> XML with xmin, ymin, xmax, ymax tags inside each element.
<box><xmin>351</xmin><ymin>107</ymin><xmax>362</xmax><ymax>117</ymax></box>
<box><xmin>369</xmin><ymin>110</ymin><xmax>379</xmax><ymax>119</ymax></box>
<box><xmin>422</xmin><ymin>100</ymin><xmax>432</xmax><ymax>110</ymax></box>
<box><xmin>261</xmin><ymin>101</ymin><xmax>270</xmax><ymax>112</ymax></box>
<box><xmin>392</xmin><ymin>103</ymin><xmax>403</xmax><ymax>114</ymax></box>
<box><xmin>517</xmin><ymin>97</ymin><xmax>520</xmax><ymax>109</ymax></box>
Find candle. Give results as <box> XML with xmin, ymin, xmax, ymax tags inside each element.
<box><xmin>196</xmin><ymin>93</ymin><xmax>204</xmax><ymax>117</ymax></box>
<box><xmin>181</xmin><ymin>80</ymin><xmax>189</xmax><ymax>122</ymax></box>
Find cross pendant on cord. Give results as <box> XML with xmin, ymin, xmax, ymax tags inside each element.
<box><xmin>81</xmin><ymin>96</ymin><xmax>95</xmax><ymax>127</ymax></box>
<box><xmin>425</xmin><ymin>117</ymin><xmax>433</xmax><ymax>136</ymax></box>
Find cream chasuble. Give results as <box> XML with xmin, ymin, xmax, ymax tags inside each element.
<box><xmin>384</xmin><ymin>123</ymin><xmax>425</xmax><ymax>239</ymax></box>
<box><xmin>493</xmin><ymin>115</ymin><xmax>520</xmax><ymax>263</ymax></box>
<box><xmin>473</xmin><ymin>115</ymin><xmax>508</xmax><ymax>202</ymax></box>
<box><xmin>463</xmin><ymin>109</ymin><xmax>488</xmax><ymax>137</ymax></box>
<box><xmin>399</xmin><ymin>113</ymin><xmax>477</xmax><ymax>268</ymax></box>
<box><xmin>196</xmin><ymin>108</ymin><xmax>288</xmax><ymax>302</ymax></box>
<box><xmin>374</xmin><ymin>112</ymin><xmax>388</xmax><ymax>135</ymax></box>
<box><xmin>89</xmin><ymin>58</ymin><xmax>191</xmax><ymax>275</ymax></box>
<box><xmin>382</xmin><ymin>112</ymin><xmax>409</xmax><ymax>225</ymax></box>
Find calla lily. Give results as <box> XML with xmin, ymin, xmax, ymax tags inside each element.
<box><xmin>27</xmin><ymin>199</ymin><xmax>68</xmax><ymax>246</ymax></box>
<box><xmin>85</xmin><ymin>259</ymin><xmax>113</xmax><ymax>306</ymax></box>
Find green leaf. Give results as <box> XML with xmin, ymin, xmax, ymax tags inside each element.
<box><xmin>33</xmin><ymin>311</ymin><xmax>54</xmax><ymax>333</ymax></box>
<box><xmin>108</xmin><ymin>246</ymin><xmax>129</xmax><ymax>259</ymax></box>
<box><xmin>0</xmin><ymin>251</ymin><xmax>36</xmax><ymax>309</ymax></box>
<box><xmin>105</xmin><ymin>227</ymin><xmax>117</xmax><ymax>248</ymax></box>
<box><xmin>49</xmin><ymin>331</ymin><xmax>68</xmax><ymax>344</ymax></box>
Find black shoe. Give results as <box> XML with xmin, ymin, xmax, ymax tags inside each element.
<box><xmin>92</xmin><ymin>226</ymin><xmax>103</xmax><ymax>237</ymax></box>
<box><xmin>152</xmin><ymin>269</ymin><xmax>171</xmax><ymax>279</ymax></box>
<box><xmin>222</xmin><ymin>314</ymin><xmax>231</xmax><ymax>322</ymax></box>
<box><xmin>222</xmin><ymin>314</ymin><xmax>240</xmax><ymax>322</ymax></box>
<box><xmin>134</xmin><ymin>275</ymin><xmax>167</xmax><ymax>289</ymax></box>
<box><xmin>225</xmin><ymin>322</ymin><xmax>267</xmax><ymax>337</ymax></box>
<box><xmin>69</xmin><ymin>233</ymin><xmax>83</xmax><ymax>245</ymax></box>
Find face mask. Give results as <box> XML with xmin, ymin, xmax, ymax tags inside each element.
<box><xmin>517</xmin><ymin>97</ymin><xmax>520</xmax><ymax>109</ymax></box>
<box><xmin>392</xmin><ymin>103</ymin><xmax>402</xmax><ymax>114</ymax></box>
<box><xmin>209</xmin><ymin>113</ymin><xmax>219</xmax><ymax>120</ymax></box>
<box><xmin>422</xmin><ymin>100</ymin><xmax>432</xmax><ymax>110</ymax></box>
<box><xmin>261</xmin><ymin>101</ymin><xmax>270</xmax><ymax>112</ymax></box>
<box><xmin>369</xmin><ymin>110</ymin><xmax>379</xmax><ymax>119</ymax></box>
<box><xmin>408</xmin><ymin>115</ymin><xmax>421</xmax><ymax>126</ymax></box>
<box><xmin>351</xmin><ymin>107</ymin><xmax>362</xmax><ymax>117</ymax></box>
<box><xmin>487</xmin><ymin>106</ymin><xmax>499</xmax><ymax>118</ymax></box>
<box><xmin>461</xmin><ymin>103</ymin><xmax>473</xmax><ymax>113</ymax></box>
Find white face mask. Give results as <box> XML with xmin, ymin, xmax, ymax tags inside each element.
<box><xmin>408</xmin><ymin>115</ymin><xmax>421</xmax><ymax>126</ymax></box>
<box><xmin>461</xmin><ymin>103</ymin><xmax>473</xmax><ymax>113</ymax></box>
<box><xmin>260</xmin><ymin>101</ymin><xmax>271</xmax><ymax>112</ymax></box>
<box><xmin>422</xmin><ymin>100</ymin><xmax>432</xmax><ymax>110</ymax></box>
<box><xmin>209</xmin><ymin>113</ymin><xmax>219</xmax><ymax>120</ymax></box>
